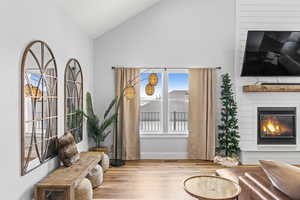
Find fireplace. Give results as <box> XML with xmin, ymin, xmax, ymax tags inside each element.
<box><xmin>257</xmin><ymin>107</ymin><xmax>296</xmax><ymax>145</ymax></box>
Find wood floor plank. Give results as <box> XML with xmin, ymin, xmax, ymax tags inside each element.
<box><xmin>93</xmin><ymin>160</ymin><xmax>228</xmax><ymax>200</ymax></box>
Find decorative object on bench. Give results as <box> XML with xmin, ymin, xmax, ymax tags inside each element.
<box><xmin>35</xmin><ymin>152</ymin><xmax>101</xmax><ymax>200</ymax></box>
<box><xmin>86</xmin><ymin>164</ymin><xmax>103</xmax><ymax>188</ymax></box>
<box><xmin>216</xmin><ymin>73</ymin><xmax>240</xmax><ymax>167</ymax></box>
<box><xmin>184</xmin><ymin>175</ymin><xmax>241</xmax><ymax>200</ymax></box>
<box><xmin>101</xmin><ymin>153</ymin><xmax>110</xmax><ymax>172</ymax></box>
<box><xmin>64</xmin><ymin>58</ymin><xmax>84</xmax><ymax>144</ymax></box>
<box><xmin>260</xmin><ymin>160</ymin><xmax>300</xmax><ymax>200</ymax></box>
<box><xmin>75</xmin><ymin>178</ymin><xmax>93</xmax><ymax>200</ymax></box>
<box><xmin>21</xmin><ymin>40</ymin><xmax>58</xmax><ymax>175</ymax></box>
<box><xmin>57</xmin><ymin>132</ymin><xmax>80</xmax><ymax>167</ymax></box>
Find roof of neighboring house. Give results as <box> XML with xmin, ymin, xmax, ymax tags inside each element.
<box><xmin>141</xmin><ymin>90</ymin><xmax>188</xmax><ymax>112</ymax></box>
<box><xmin>168</xmin><ymin>90</ymin><xmax>188</xmax><ymax>98</ymax></box>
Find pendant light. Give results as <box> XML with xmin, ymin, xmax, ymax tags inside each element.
<box><xmin>145</xmin><ymin>83</ymin><xmax>155</xmax><ymax>96</ymax></box>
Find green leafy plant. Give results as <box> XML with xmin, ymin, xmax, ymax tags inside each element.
<box><xmin>217</xmin><ymin>73</ymin><xmax>240</xmax><ymax>157</ymax></box>
<box><xmin>78</xmin><ymin>92</ymin><xmax>119</xmax><ymax>148</ymax></box>
<box><xmin>67</xmin><ymin>112</ymin><xmax>83</xmax><ymax>143</ymax></box>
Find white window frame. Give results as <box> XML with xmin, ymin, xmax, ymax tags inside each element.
<box><xmin>140</xmin><ymin>69</ymin><xmax>189</xmax><ymax>136</ymax></box>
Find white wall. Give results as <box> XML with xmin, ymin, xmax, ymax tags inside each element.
<box><xmin>94</xmin><ymin>0</ymin><xmax>236</xmax><ymax>158</ymax></box>
<box><xmin>235</xmin><ymin>0</ymin><xmax>300</xmax><ymax>163</ymax></box>
<box><xmin>0</xmin><ymin>0</ymin><xmax>94</xmax><ymax>199</ymax></box>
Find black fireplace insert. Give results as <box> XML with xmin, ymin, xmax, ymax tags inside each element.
<box><xmin>257</xmin><ymin>107</ymin><xmax>296</xmax><ymax>145</ymax></box>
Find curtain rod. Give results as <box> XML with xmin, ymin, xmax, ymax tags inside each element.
<box><xmin>111</xmin><ymin>66</ymin><xmax>222</xmax><ymax>70</ymax></box>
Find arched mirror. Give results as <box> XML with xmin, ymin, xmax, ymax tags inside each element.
<box><xmin>21</xmin><ymin>40</ymin><xmax>58</xmax><ymax>175</ymax></box>
<box><xmin>64</xmin><ymin>59</ymin><xmax>83</xmax><ymax>143</ymax></box>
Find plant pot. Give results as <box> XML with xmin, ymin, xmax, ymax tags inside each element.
<box><xmin>213</xmin><ymin>156</ymin><xmax>239</xmax><ymax>167</ymax></box>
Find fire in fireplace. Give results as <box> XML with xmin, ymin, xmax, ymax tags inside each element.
<box><xmin>257</xmin><ymin>107</ymin><xmax>296</xmax><ymax>145</ymax></box>
<box><xmin>261</xmin><ymin>117</ymin><xmax>292</xmax><ymax>136</ymax></box>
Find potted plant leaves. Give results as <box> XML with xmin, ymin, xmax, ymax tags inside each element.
<box><xmin>78</xmin><ymin>92</ymin><xmax>119</xmax><ymax>153</ymax></box>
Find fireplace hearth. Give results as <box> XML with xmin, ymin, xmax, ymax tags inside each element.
<box><xmin>257</xmin><ymin>107</ymin><xmax>296</xmax><ymax>145</ymax></box>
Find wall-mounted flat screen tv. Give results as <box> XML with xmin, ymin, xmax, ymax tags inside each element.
<box><xmin>241</xmin><ymin>31</ymin><xmax>300</xmax><ymax>76</ymax></box>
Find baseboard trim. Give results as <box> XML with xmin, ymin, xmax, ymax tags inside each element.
<box><xmin>141</xmin><ymin>152</ymin><xmax>188</xmax><ymax>159</ymax></box>
<box><xmin>240</xmin><ymin>150</ymin><xmax>300</xmax><ymax>165</ymax></box>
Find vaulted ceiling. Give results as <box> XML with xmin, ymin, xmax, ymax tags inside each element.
<box><xmin>56</xmin><ymin>0</ymin><xmax>161</xmax><ymax>39</ymax></box>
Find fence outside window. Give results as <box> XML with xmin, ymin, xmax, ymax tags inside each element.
<box><xmin>140</xmin><ymin>111</ymin><xmax>188</xmax><ymax>132</ymax></box>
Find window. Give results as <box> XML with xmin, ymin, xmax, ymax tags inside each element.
<box><xmin>140</xmin><ymin>70</ymin><xmax>189</xmax><ymax>134</ymax></box>
<box><xmin>64</xmin><ymin>59</ymin><xmax>83</xmax><ymax>143</ymax></box>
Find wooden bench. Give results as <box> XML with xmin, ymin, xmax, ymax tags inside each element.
<box><xmin>35</xmin><ymin>152</ymin><xmax>102</xmax><ymax>200</ymax></box>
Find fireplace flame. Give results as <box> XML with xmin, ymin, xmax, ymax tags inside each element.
<box><xmin>262</xmin><ymin>118</ymin><xmax>291</xmax><ymax>136</ymax></box>
<box><xmin>266</xmin><ymin>122</ymin><xmax>279</xmax><ymax>133</ymax></box>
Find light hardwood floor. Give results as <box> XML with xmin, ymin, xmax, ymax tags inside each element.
<box><xmin>93</xmin><ymin>160</ymin><xmax>228</xmax><ymax>200</ymax></box>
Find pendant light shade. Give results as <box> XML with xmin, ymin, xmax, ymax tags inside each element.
<box><xmin>124</xmin><ymin>86</ymin><xmax>136</xmax><ymax>99</ymax></box>
<box><xmin>145</xmin><ymin>84</ymin><xmax>155</xmax><ymax>96</ymax></box>
<box><xmin>148</xmin><ymin>73</ymin><xmax>158</xmax><ymax>86</ymax></box>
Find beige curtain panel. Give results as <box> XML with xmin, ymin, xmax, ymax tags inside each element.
<box><xmin>115</xmin><ymin>68</ymin><xmax>141</xmax><ymax>160</ymax></box>
<box><xmin>188</xmin><ymin>68</ymin><xmax>216</xmax><ymax>160</ymax></box>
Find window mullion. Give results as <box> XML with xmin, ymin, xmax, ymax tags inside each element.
<box><xmin>162</xmin><ymin>70</ymin><xmax>168</xmax><ymax>133</ymax></box>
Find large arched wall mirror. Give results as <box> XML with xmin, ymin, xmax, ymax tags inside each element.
<box><xmin>21</xmin><ymin>40</ymin><xmax>58</xmax><ymax>175</ymax></box>
<box><xmin>64</xmin><ymin>59</ymin><xmax>83</xmax><ymax>143</ymax></box>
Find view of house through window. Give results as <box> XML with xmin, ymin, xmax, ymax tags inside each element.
<box><xmin>140</xmin><ymin>70</ymin><xmax>189</xmax><ymax>134</ymax></box>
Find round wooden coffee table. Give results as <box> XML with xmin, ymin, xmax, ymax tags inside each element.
<box><xmin>183</xmin><ymin>176</ymin><xmax>241</xmax><ymax>200</ymax></box>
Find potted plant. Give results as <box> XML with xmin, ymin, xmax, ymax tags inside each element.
<box><xmin>215</xmin><ymin>73</ymin><xmax>240</xmax><ymax>167</ymax></box>
<box><xmin>79</xmin><ymin>92</ymin><xmax>119</xmax><ymax>152</ymax></box>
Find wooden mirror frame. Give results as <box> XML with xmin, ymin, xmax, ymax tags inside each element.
<box><xmin>21</xmin><ymin>40</ymin><xmax>58</xmax><ymax>175</ymax></box>
<box><xmin>64</xmin><ymin>58</ymin><xmax>83</xmax><ymax>143</ymax></box>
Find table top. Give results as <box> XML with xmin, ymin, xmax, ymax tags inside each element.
<box><xmin>183</xmin><ymin>176</ymin><xmax>241</xmax><ymax>200</ymax></box>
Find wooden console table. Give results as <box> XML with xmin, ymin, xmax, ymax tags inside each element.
<box><xmin>35</xmin><ymin>152</ymin><xmax>101</xmax><ymax>200</ymax></box>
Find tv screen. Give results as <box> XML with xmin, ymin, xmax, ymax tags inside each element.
<box><xmin>241</xmin><ymin>31</ymin><xmax>300</xmax><ymax>76</ymax></box>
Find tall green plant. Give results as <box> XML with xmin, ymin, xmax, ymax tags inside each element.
<box><xmin>217</xmin><ymin>73</ymin><xmax>240</xmax><ymax>157</ymax></box>
<box><xmin>79</xmin><ymin>92</ymin><xmax>118</xmax><ymax>148</ymax></box>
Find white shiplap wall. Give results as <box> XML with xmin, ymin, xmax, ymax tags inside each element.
<box><xmin>235</xmin><ymin>0</ymin><xmax>300</xmax><ymax>163</ymax></box>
